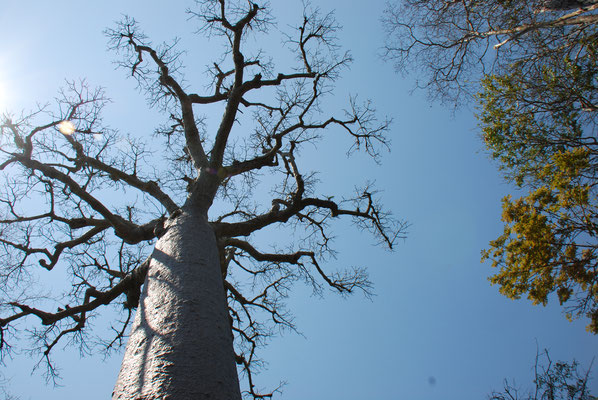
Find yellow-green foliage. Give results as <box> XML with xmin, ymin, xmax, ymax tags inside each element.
<box><xmin>482</xmin><ymin>149</ymin><xmax>597</xmax><ymax>332</ymax></box>
<box><xmin>479</xmin><ymin>56</ymin><xmax>598</xmax><ymax>333</ymax></box>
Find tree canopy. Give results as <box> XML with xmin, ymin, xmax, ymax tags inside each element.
<box><xmin>0</xmin><ymin>1</ymin><xmax>405</xmax><ymax>397</ymax></box>
<box><xmin>383</xmin><ymin>0</ymin><xmax>598</xmax><ymax>332</ymax></box>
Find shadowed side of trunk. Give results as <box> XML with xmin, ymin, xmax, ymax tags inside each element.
<box><xmin>112</xmin><ymin>209</ymin><xmax>241</xmax><ymax>400</ymax></box>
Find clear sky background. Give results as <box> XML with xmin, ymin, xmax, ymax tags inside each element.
<box><xmin>0</xmin><ymin>1</ymin><xmax>596</xmax><ymax>399</ymax></box>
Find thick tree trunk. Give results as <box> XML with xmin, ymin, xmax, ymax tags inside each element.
<box><xmin>112</xmin><ymin>208</ymin><xmax>241</xmax><ymax>400</ymax></box>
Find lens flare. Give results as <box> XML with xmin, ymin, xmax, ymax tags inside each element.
<box><xmin>58</xmin><ymin>120</ymin><xmax>76</xmax><ymax>135</ymax></box>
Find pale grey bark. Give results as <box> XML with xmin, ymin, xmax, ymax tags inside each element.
<box><xmin>0</xmin><ymin>4</ymin><xmax>403</xmax><ymax>397</ymax></box>
<box><xmin>113</xmin><ymin>207</ymin><xmax>241</xmax><ymax>400</ymax></box>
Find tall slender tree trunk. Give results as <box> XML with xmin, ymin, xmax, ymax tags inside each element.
<box><xmin>112</xmin><ymin>207</ymin><xmax>241</xmax><ymax>400</ymax></box>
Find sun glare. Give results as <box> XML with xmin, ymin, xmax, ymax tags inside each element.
<box><xmin>58</xmin><ymin>120</ymin><xmax>76</xmax><ymax>135</ymax></box>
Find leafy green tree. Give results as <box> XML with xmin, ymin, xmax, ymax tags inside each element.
<box><xmin>479</xmin><ymin>50</ymin><xmax>598</xmax><ymax>332</ymax></box>
<box><xmin>383</xmin><ymin>0</ymin><xmax>598</xmax><ymax>331</ymax></box>
<box><xmin>0</xmin><ymin>1</ymin><xmax>403</xmax><ymax>398</ymax></box>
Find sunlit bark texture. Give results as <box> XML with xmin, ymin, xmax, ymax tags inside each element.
<box><xmin>0</xmin><ymin>1</ymin><xmax>406</xmax><ymax>399</ymax></box>
<box><xmin>113</xmin><ymin>210</ymin><xmax>241</xmax><ymax>399</ymax></box>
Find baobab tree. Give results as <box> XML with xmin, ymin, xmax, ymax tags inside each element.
<box><xmin>0</xmin><ymin>1</ymin><xmax>403</xmax><ymax>399</ymax></box>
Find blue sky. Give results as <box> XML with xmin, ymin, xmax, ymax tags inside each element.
<box><xmin>1</xmin><ymin>1</ymin><xmax>596</xmax><ymax>399</ymax></box>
